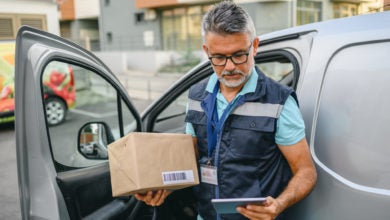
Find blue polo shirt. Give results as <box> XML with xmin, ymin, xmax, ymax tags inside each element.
<box><xmin>186</xmin><ymin>67</ymin><xmax>305</xmax><ymax>146</ymax></box>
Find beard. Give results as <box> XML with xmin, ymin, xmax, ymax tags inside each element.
<box><xmin>218</xmin><ymin>69</ymin><xmax>251</xmax><ymax>88</ymax></box>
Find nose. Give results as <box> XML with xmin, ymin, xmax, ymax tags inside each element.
<box><xmin>224</xmin><ymin>57</ymin><xmax>236</xmax><ymax>71</ymax></box>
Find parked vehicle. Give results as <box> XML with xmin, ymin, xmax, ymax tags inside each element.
<box><xmin>1</xmin><ymin>56</ymin><xmax>75</xmax><ymax>126</ymax></box>
<box><xmin>42</xmin><ymin>61</ymin><xmax>76</xmax><ymax>126</ymax></box>
<box><xmin>15</xmin><ymin>11</ymin><xmax>390</xmax><ymax>220</ymax></box>
<box><xmin>0</xmin><ymin>43</ymin><xmax>15</xmax><ymax>124</ymax></box>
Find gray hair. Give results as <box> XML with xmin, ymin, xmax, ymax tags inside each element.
<box><xmin>202</xmin><ymin>1</ymin><xmax>256</xmax><ymax>42</ymax></box>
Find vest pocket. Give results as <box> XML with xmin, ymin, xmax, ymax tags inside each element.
<box><xmin>226</xmin><ymin>116</ymin><xmax>277</xmax><ymax>159</ymax></box>
<box><xmin>229</xmin><ymin>116</ymin><xmax>276</xmax><ymax>132</ymax></box>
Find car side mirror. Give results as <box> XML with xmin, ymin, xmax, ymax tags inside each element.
<box><xmin>78</xmin><ymin>122</ymin><xmax>115</xmax><ymax>160</ymax></box>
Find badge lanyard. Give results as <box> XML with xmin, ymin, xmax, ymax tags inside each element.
<box><xmin>206</xmin><ymin>82</ymin><xmax>244</xmax><ymax>161</ymax></box>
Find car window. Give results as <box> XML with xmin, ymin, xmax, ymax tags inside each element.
<box><xmin>153</xmin><ymin>90</ymin><xmax>189</xmax><ymax>133</ymax></box>
<box><xmin>256</xmin><ymin>61</ymin><xmax>293</xmax><ymax>84</ymax></box>
<box><xmin>256</xmin><ymin>52</ymin><xmax>297</xmax><ymax>88</ymax></box>
<box><xmin>314</xmin><ymin>41</ymin><xmax>390</xmax><ymax>190</ymax></box>
<box><xmin>42</xmin><ymin>60</ymin><xmax>136</xmax><ymax>170</ymax></box>
<box><xmin>152</xmin><ymin>52</ymin><xmax>297</xmax><ymax>133</ymax></box>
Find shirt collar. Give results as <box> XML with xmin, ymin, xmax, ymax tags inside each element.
<box><xmin>206</xmin><ymin>67</ymin><xmax>258</xmax><ymax>96</ymax></box>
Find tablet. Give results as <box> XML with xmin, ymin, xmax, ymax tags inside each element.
<box><xmin>211</xmin><ymin>197</ymin><xmax>266</xmax><ymax>214</ymax></box>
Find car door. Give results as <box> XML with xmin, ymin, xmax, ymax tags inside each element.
<box><xmin>15</xmin><ymin>26</ymin><xmax>148</xmax><ymax>220</ymax></box>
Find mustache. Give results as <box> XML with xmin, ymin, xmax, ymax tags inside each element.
<box><xmin>221</xmin><ymin>70</ymin><xmax>245</xmax><ymax>76</ymax></box>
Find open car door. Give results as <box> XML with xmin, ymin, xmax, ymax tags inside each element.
<box><xmin>14</xmin><ymin>26</ymin><xmax>149</xmax><ymax>219</ymax></box>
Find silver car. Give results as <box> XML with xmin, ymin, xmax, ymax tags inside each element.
<box><xmin>15</xmin><ymin>11</ymin><xmax>390</xmax><ymax>219</ymax></box>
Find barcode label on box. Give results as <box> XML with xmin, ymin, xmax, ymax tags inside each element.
<box><xmin>162</xmin><ymin>170</ymin><xmax>195</xmax><ymax>185</ymax></box>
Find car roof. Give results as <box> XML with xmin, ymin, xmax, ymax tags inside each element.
<box><xmin>259</xmin><ymin>11</ymin><xmax>390</xmax><ymax>43</ymax></box>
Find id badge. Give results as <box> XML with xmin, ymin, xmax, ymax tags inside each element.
<box><xmin>200</xmin><ymin>164</ymin><xmax>218</xmax><ymax>185</ymax></box>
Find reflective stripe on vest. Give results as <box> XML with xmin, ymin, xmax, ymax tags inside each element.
<box><xmin>188</xmin><ymin>98</ymin><xmax>284</xmax><ymax>118</ymax></box>
<box><xmin>188</xmin><ymin>98</ymin><xmax>203</xmax><ymax>112</ymax></box>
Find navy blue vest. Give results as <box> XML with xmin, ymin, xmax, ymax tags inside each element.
<box><xmin>185</xmin><ymin>68</ymin><xmax>297</xmax><ymax>220</ymax></box>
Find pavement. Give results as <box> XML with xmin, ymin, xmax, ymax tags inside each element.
<box><xmin>0</xmin><ymin>123</ymin><xmax>20</xmax><ymax>220</ymax></box>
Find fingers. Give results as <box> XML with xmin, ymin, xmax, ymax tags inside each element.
<box><xmin>152</xmin><ymin>190</ymin><xmax>171</xmax><ymax>206</ymax></box>
<box><xmin>236</xmin><ymin>196</ymin><xmax>279</xmax><ymax>220</ymax></box>
<box><xmin>262</xmin><ymin>196</ymin><xmax>275</xmax><ymax>207</ymax></box>
<box><xmin>134</xmin><ymin>190</ymin><xmax>171</xmax><ymax>207</ymax></box>
<box><xmin>149</xmin><ymin>190</ymin><xmax>164</xmax><ymax>206</ymax></box>
<box><xmin>134</xmin><ymin>191</ymin><xmax>153</xmax><ymax>204</ymax></box>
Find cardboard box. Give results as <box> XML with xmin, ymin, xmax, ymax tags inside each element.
<box><xmin>108</xmin><ymin>132</ymin><xmax>199</xmax><ymax>197</ymax></box>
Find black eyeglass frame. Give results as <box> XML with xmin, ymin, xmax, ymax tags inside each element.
<box><xmin>208</xmin><ymin>42</ymin><xmax>253</xmax><ymax>66</ymax></box>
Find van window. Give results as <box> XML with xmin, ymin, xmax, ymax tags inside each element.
<box><xmin>43</xmin><ymin>61</ymin><xmax>136</xmax><ymax>170</ymax></box>
<box><xmin>314</xmin><ymin>41</ymin><xmax>390</xmax><ymax>190</ymax></box>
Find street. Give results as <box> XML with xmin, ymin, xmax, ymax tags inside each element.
<box><xmin>0</xmin><ymin>123</ymin><xmax>20</xmax><ymax>220</ymax></box>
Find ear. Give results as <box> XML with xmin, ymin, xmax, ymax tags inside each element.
<box><xmin>202</xmin><ymin>44</ymin><xmax>209</xmax><ymax>56</ymax></box>
<box><xmin>252</xmin><ymin>37</ymin><xmax>260</xmax><ymax>55</ymax></box>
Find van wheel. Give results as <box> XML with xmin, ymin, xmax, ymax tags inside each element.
<box><xmin>45</xmin><ymin>97</ymin><xmax>67</xmax><ymax>126</ymax></box>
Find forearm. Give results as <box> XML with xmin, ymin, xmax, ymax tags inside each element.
<box><xmin>275</xmin><ymin>166</ymin><xmax>317</xmax><ymax>212</ymax></box>
<box><xmin>236</xmin><ymin>167</ymin><xmax>316</xmax><ymax>220</ymax></box>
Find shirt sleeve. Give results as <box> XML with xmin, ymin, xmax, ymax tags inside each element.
<box><xmin>275</xmin><ymin>95</ymin><xmax>306</xmax><ymax>146</ymax></box>
<box><xmin>186</xmin><ymin>123</ymin><xmax>196</xmax><ymax>137</ymax></box>
<box><xmin>185</xmin><ymin>101</ymin><xmax>197</xmax><ymax>137</ymax></box>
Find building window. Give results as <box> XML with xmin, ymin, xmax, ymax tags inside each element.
<box><xmin>333</xmin><ymin>3</ymin><xmax>358</xmax><ymax>18</ymax></box>
<box><xmin>0</xmin><ymin>14</ymin><xmax>46</xmax><ymax>40</ymax></box>
<box><xmin>0</xmin><ymin>17</ymin><xmax>14</xmax><ymax>39</ymax></box>
<box><xmin>161</xmin><ymin>5</ymin><xmax>212</xmax><ymax>51</ymax></box>
<box><xmin>367</xmin><ymin>6</ymin><xmax>381</xmax><ymax>13</ymax></box>
<box><xmin>60</xmin><ymin>21</ymin><xmax>71</xmax><ymax>39</ymax></box>
<box><xmin>106</xmin><ymin>32</ymin><xmax>112</xmax><ymax>43</ymax></box>
<box><xmin>135</xmin><ymin>12</ymin><xmax>145</xmax><ymax>23</ymax></box>
<box><xmin>297</xmin><ymin>0</ymin><xmax>322</xmax><ymax>26</ymax></box>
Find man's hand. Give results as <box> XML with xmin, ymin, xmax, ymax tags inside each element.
<box><xmin>236</xmin><ymin>196</ymin><xmax>281</xmax><ymax>220</ymax></box>
<box><xmin>134</xmin><ymin>190</ymin><xmax>171</xmax><ymax>206</ymax></box>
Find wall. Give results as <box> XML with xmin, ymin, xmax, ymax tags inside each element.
<box><xmin>69</xmin><ymin>19</ymin><xmax>100</xmax><ymax>51</ymax></box>
<box><xmin>94</xmin><ymin>51</ymin><xmax>127</xmax><ymax>74</ymax></box>
<box><xmin>125</xmin><ymin>51</ymin><xmax>189</xmax><ymax>72</ymax></box>
<box><xmin>0</xmin><ymin>0</ymin><xmax>60</xmax><ymax>35</ymax></box>
<box><xmin>59</xmin><ymin>0</ymin><xmax>75</xmax><ymax>20</ymax></box>
<box><xmin>94</xmin><ymin>50</ymin><xmax>206</xmax><ymax>74</ymax></box>
<box><xmin>99</xmin><ymin>0</ymin><xmax>161</xmax><ymax>51</ymax></box>
<box><xmin>75</xmin><ymin>0</ymin><xmax>100</xmax><ymax>19</ymax></box>
<box><xmin>243</xmin><ymin>2</ymin><xmax>293</xmax><ymax>35</ymax></box>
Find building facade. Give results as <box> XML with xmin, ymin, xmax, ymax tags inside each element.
<box><xmin>57</xmin><ymin>0</ymin><xmax>101</xmax><ymax>51</ymax></box>
<box><xmin>384</xmin><ymin>0</ymin><xmax>390</xmax><ymax>10</ymax></box>
<box><xmin>99</xmin><ymin>0</ymin><xmax>384</xmax><ymax>52</ymax></box>
<box><xmin>0</xmin><ymin>0</ymin><xmax>59</xmax><ymax>40</ymax></box>
<box><xmin>98</xmin><ymin>0</ymin><xmax>161</xmax><ymax>51</ymax></box>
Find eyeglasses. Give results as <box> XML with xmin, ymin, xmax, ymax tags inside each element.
<box><xmin>208</xmin><ymin>42</ymin><xmax>253</xmax><ymax>66</ymax></box>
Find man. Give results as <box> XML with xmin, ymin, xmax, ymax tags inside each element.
<box><xmin>135</xmin><ymin>2</ymin><xmax>317</xmax><ymax>219</ymax></box>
